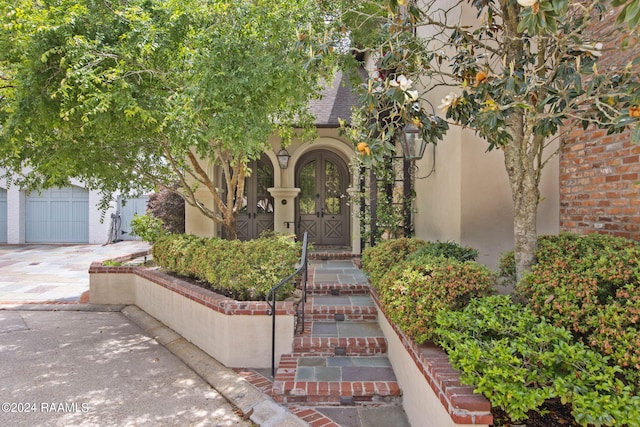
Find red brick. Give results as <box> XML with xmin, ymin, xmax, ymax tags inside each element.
<box><xmin>449</xmin><ymin>393</ymin><xmax>492</xmax><ymax>412</ymax></box>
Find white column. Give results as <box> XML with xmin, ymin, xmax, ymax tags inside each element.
<box><xmin>268</xmin><ymin>187</ymin><xmax>300</xmax><ymax>235</ymax></box>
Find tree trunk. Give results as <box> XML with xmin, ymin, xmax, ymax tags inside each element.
<box><xmin>511</xmin><ymin>171</ymin><xmax>539</xmax><ymax>282</ymax></box>
<box><xmin>223</xmin><ymin>215</ymin><xmax>238</xmax><ymax>240</ymax></box>
<box><xmin>504</xmin><ymin>139</ymin><xmax>541</xmax><ymax>282</ymax></box>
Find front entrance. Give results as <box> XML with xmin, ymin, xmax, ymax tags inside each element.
<box><xmin>236</xmin><ymin>155</ymin><xmax>274</xmax><ymax>241</ymax></box>
<box><xmin>296</xmin><ymin>150</ymin><xmax>350</xmax><ymax>246</ymax></box>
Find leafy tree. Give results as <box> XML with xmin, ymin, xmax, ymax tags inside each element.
<box><xmin>304</xmin><ymin>0</ymin><xmax>639</xmax><ymax>279</ymax></box>
<box><xmin>0</xmin><ymin>0</ymin><xmax>324</xmax><ymax>239</ymax></box>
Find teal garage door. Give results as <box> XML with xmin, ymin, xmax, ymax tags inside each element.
<box><xmin>26</xmin><ymin>186</ymin><xmax>89</xmax><ymax>243</ymax></box>
<box><xmin>0</xmin><ymin>189</ymin><xmax>6</xmax><ymax>243</ymax></box>
<box><xmin>117</xmin><ymin>196</ymin><xmax>149</xmax><ymax>241</ymax></box>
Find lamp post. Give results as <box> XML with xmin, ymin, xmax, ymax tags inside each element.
<box><xmin>276</xmin><ymin>148</ymin><xmax>290</xmax><ymax>169</ymax></box>
<box><xmin>399</xmin><ymin>122</ymin><xmax>427</xmax><ymax>160</ymax></box>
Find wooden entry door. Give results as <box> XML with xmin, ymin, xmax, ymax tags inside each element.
<box><xmin>296</xmin><ymin>151</ymin><xmax>350</xmax><ymax>246</ymax></box>
<box><xmin>236</xmin><ymin>156</ymin><xmax>274</xmax><ymax>240</ymax></box>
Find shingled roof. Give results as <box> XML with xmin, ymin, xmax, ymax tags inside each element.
<box><xmin>309</xmin><ymin>69</ymin><xmax>364</xmax><ymax>127</ymax></box>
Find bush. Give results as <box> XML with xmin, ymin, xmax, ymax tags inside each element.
<box><xmin>148</xmin><ymin>189</ymin><xmax>185</xmax><ymax>234</ymax></box>
<box><xmin>152</xmin><ymin>233</ymin><xmax>301</xmax><ymax>301</ymax></box>
<box><xmin>130</xmin><ymin>213</ymin><xmax>169</xmax><ymax>244</ymax></box>
<box><xmin>435</xmin><ymin>295</ymin><xmax>640</xmax><ymax>426</ymax></box>
<box><xmin>497</xmin><ymin>249</ymin><xmax>516</xmax><ymax>287</ymax></box>
<box><xmin>408</xmin><ymin>240</ymin><xmax>479</xmax><ymax>263</ymax></box>
<box><xmin>360</xmin><ymin>237</ymin><xmax>426</xmax><ymax>286</ymax></box>
<box><xmin>375</xmin><ymin>254</ymin><xmax>494</xmax><ymax>343</ymax></box>
<box><xmin>515</xmin><ymin>233</ymin><xmax>640</xmax><ymax>388</ymax></box>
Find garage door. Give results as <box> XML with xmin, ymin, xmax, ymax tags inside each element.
<box><xmin>117</xmin><ymin>196</ymin><xmax>149</xmax><ymax>241</ymax></box>
<box><xmin>26</xmin><ymin>186</ymin><xmax>89</xmax><ymax>243</ymax></box>
<box><xmin>0</xmin><ymin>189</ymin><xmax>6</xmax><ymax>243</ymax></box>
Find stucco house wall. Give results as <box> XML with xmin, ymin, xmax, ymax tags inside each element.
<box><xmin>413</xmin><ymin>121</ymin><xmax>559</xmax><ymax>270</ymax></box>
<box><xmin>410</xmin><ymin>2</ymin><xmax>560</xmax><ymax>269</ymax></box>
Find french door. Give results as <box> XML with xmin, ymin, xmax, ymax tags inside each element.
<box><xmin>235</xmin><ymin>156</ymin><xmax>274</xmax><ymax>240</ymax></box>
<box><xmin>296</xmin><ymin>151</ymin><xmax>350</xmax><ymax>246</ymax></box>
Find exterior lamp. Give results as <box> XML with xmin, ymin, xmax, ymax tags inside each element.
<box><xmin>400</xmin><ymin>122</ymin><xmax>427</xmax><ymax>160</ymax></box>
<box><xmin>276</xmin><ymin>148</ymin><xmax>291</xmax><ymax>169</ymax></box>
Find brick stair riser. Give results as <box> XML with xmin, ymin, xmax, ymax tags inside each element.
<box><xmin>272</xmin><ymin>381</ymin><xmax>402</xmax><ymax>405</ymax></box>
<box><xmin>305</xmin><ymin>313</ymin><xmax>378</xmax><ymax>322</ymax></box>
<box><xmin>307</xmin><ymin>283</ymin><xmax>370</xmax><ymax>296</ymax></box>
<box><xmin>305</xmin><ymin>306</ymin><xmax>378</xmax><ymax>322</ymax></box>
<box><xmin>273</xmin><ymin>394</ymin><xmax>403</xmax><ymax>405</ymax></box>
<box><xmin>293</xmin><ymin>337</ymin><xmax>387</xmax><ymax>356</ymax></box>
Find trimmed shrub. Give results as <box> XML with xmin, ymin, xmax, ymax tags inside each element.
<box><xmin>152</xmin><ymin>233</ymin><xmax>301</xmax><ymax>301</ymax></box>
<box><xmin>408</xmin><ymin>240</ymin><xmax>479</xmax><ymax>263</ymax></box>
<box><xmin>435</xmin><ymin>295</ymin><xmax>640</xmax><ymax>426</ymax></box>
<box><xmin>360</xmin><ymin>237</ymin><xmax>426</xmax><ymax>286</ymax></box>
<box><xmin>515</xmin><ymin>233</ymin><xmax>640</xmax><ymax>388</ymax></box>
<box><xmin>376</xmin><ymin>254</ymin><xmax>495</xmax><ymax>343</ymax></box>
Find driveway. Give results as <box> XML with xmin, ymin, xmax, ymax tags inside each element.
<box><xmin>0</xmin><ymin>242</ymin><xmax>307</xmax><ymax>427</ymax></box>
<box><xmin>0</xmin><ymin>242</ymin><xmax>150</xmax><ymax>304</ymax></box>
<box><xmin>0</xmin><ymin>309</ymin><xmax>250</xmax><ymax>427</ymax></box>
<box><xmin>0</xmin><ymin>243</ymin><xmax>256</xmax><ymax>426</ymax></box>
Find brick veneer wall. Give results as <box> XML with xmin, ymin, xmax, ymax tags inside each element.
<box><xmin>560</xmin><ymin>119</ymin><xmax>640</xmax><ymax>240</ymax></box>
<box><xmin>559</xmin><ymin>6</ymin><xmax>640</xmax><ymax>241</ymax></box>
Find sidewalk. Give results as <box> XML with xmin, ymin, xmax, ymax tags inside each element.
<box><xmin>0</xmin><ymin>307</ymin><xmax>251</xmax><ymax>427</ymax></box>
<box><xmin>0</xmin><ymin>243</ymin><xmax>308</xmax><ymax>427</ymax></box>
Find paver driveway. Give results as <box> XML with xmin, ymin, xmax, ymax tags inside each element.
<box><xmin>0</xmin><ymin>242</ymin><xmax>150</xmax><ymax>304</ymax></box>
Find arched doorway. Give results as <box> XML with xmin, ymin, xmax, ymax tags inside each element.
<box><xmin>234</xmin><ymin>154</ymin><xmax>275</xmax><ymax>240</ymax></box>
<box><xmin>296</xmin><ymin>150</ymin><xmax>350</xmax><ymax>247</ymax></box>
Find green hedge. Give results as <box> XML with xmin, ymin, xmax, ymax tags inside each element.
<box><xmin>514</xmin><ymin>233</ymin><xmax>640</xmax><ymax>388</ymax></box>
<box><xmin>408</xmin><ymin>240</ymin><xmax>479</xmax><ymax>263</ymax></box>
<box><xmin>152</xmin><ymin>233</ymin><xmax>301</xmax><ymax>301</ymax></box>
<box><xmin>361</xmin><ymin>237</ymin><xmax>479</xmax><ymax>286</ymax></box>
<box><xmin>435</xmin><ymin>295</ymin><xmax>640</xmax><ymax>426</ymax></box>
<box><xmin>361</xmin><ymin>237</ymin><xmax>426</xmax><ymax>285</ymax></box>
<box><xmin>375</xmin><ymin>254</ymin><xmax>495</xmax><ymax>343</ymax></box>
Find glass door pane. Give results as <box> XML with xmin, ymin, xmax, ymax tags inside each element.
<box><xmin>299</xmin><ymin>162</ymin><xmax>316</xmax><ymax>215</ymax></box>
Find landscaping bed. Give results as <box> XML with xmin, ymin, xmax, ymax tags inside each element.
<box><xmin>152</xmin><ymin>232</ymin><xmax>303</xmax><ymax>301</ymax></box>
<box><xmin>361</xmin><ymin>235</ymin><xmax>640</xmax><ymax>427</ymax></box>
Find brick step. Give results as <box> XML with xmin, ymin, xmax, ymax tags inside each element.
<box><xmin>304</xmin><ymin>295</ymin><xmax>378</xmax><ymax>322</ymax></box>
<box><xmin>309</xmin><ymin>251</ymin><xmax>360</xmax><ymax>261</ymax></box>
<box><xmin>306</xmin><ymin>282</ymin><xmax>370</xmax><ymax>296</ymax></box>
<box><xmin>272</xmin><ymin>354</ymin><xmax>401</xmax><ymax>405</ymax></box>
<box><xmin>304</xmin><ymin>307</ymin><xmax>378</xmax><ymax>322</ymax></box>
<box><xmin>294</xmin><ymin>321</ymin><xmax>387</xmax><ymax>356</ymax></box>
<box><xmin>293</xmin><ymin>336</ymin><xmax>387</xmax><ymax>356</ymax></box>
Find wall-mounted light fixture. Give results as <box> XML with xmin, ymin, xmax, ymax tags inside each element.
<box><xmin>400</xmin><ymin>122</ymin><xmax>427</xmax><ymax>160</ymax></box>
<box><xmin>276</xmin><ymin>148</ymin><xmax>291</xmax><ymax>169</ymax></box>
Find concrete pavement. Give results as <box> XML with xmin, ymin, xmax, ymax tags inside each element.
<box><xmin>0</xmin><ymin>243</ymin><xmax>307</xmax><ymax>427</ymax></box>
<box><xmin>0</xmin><ymin>308</ymin><xmax>251</xmax><ymax>427</ymax></box>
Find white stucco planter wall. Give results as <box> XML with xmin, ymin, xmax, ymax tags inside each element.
<box><xmin>89</xmin><ymin>264</ymin><xmax>296</xmax><ymax>369</ymax></box>
<box><xmin>372</xmin><ymin>292</ymin><xmax>492</xmax><ymax>427</ymax></box>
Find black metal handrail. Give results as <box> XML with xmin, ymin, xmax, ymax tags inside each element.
<box><xmin>266</xmin><ymin>232</ymin><xmax>308</xmax><ymax>378</ymax></box>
